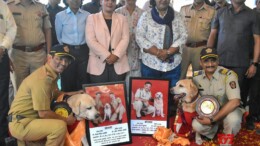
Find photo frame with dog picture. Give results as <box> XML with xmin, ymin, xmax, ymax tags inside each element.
<box><xmin>129</xmin><ymin>77</ymin><xmax>170</xmax><ymax>135</ymax></box>
<box><xmin>83</xmin><ymin>81</ymin><xmax>131</xmax><ymax>146</ymax></box>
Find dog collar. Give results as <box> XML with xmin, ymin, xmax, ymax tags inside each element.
<box><xmin>182</xmin><ymin>93</ymin><xmax>199</xmax><ymax>104</ymax></box>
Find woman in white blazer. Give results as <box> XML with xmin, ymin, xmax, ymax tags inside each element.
<box><xmin>86</xmin><ymin>0</ymin><xmax>130</xmax><ymax>83</ymax></box>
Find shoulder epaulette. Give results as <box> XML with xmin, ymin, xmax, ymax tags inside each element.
<box><xmin>193</xmin><ymin>70</ymin><xmax>203</xmax><ymax>77</ymax></box>
<box><xmin>219</xmin><ymin>68</ymin><xmax>229</xmax><ymax>75</ymax></box>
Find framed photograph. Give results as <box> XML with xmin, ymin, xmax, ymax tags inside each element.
<box><xmin>130</xmin><ymin>77</ymin><xmax>170</xmax><ymax>135</ymax></box>
<box><xmin>83</xmin><ymin>82</ymin><xmax>131</xmax><ymax>146</ymax></box>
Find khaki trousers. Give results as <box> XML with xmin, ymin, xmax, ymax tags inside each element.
<box><xmin>192</xmin><ymin>108</ymin><xmax>242</xmax><ymax>139</ymax></box>
<box><xmin>10</xmin><ymin>48</ymin><xmax>46</xmax><ymax>91</ymax></box>
<box><xmin>9</xmin><ymin>118</ymin><xmax>67</xmax><ymax>146</ymax></box>
<box><xmin>180</xmin><ymin>46</ymin><xmax>205</xmax><ymax>79</ymax></box>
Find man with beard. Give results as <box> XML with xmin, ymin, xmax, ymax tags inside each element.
<box><xmin>180</xmin><ymin>0</ymin><xmax>215</xmax><ymax>79</ymax></box>
<box><xmin>207</xmin><ymin>0</ymin><xmax>260</xmax><ymax>109</ymax></box>
<box><xmin>192</xmin><ymin>48</ymin><xmax>242</xmax><ymax>141</ymax></box>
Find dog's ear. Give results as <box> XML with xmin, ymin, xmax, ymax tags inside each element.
<box><xmin>72</xmin><ymin>99</ymin><xmax>81</xmax><ymax>115</ymax></box>
<box><xmin>67</xmin><ymin>95</ymin><xmax>81</xmax><ymax>115</ymax></box>
<box><xmin>189</xmin><ymin>80</ymin><xmax>198</xmax><ymax>97</ymax></box>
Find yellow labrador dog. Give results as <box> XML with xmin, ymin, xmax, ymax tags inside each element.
<box><xmin>154</xmin><ymin>92</ymin><xmax>164</xmax><ymax>117</ymax></box>
<box><xmin>67</xmin><ymin>94</ymin><xmax>100</xmax><ymax>146</ymax></box>
<box><xmin>171</xmin><ymin>79</ymin><xmax>202</xmax><ymax>145</ymax></box>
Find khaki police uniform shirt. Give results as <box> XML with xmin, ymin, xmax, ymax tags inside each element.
<box><xmin>0</xmin><ymin>0</ymin><xmax>16</xmax><ymax>49</ymax></box>
<box><xmin>8</xmin><ymin>64</ymin><xmax>60</xmax><ymax>118</ymax></box>
<box><xmin>193</xmin><ymin>66</ymin><xmax>240</xmax><ymax>106</ymax></box>
<box><xmin>180</xmin><ymin>3</ymin><xmax>215</xmax><ymax>43</ymax></box>
<box><xmin>7</xmin><ymin>0</ymin><xmax>51</xmax><ymax>47</ymax></box>
<box><xmin>135</xmin><ymin>88</ymin><xmax>152</xmax><ymax>101</ymax></box>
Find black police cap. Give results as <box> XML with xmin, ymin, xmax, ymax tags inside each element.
<box><xmin>49</xmin><ymin>45</ymin><xmax>75</xmax><ymax>60</ymax></box>
<box><xmin>200</xmin><ymin>48</ymin><xmax>218</xmax><ymax>60</ymax></box>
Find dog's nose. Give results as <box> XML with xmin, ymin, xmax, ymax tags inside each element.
<box><xmin>95</xmin><ymin>113</ymin><xmax>100</xmax><ymax>119</ymax></box>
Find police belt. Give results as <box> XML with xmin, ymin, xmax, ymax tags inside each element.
<box><xmin>7</xmin><ymin>114</ymin><xmax>26</xmax><ymax>122</ymax></box>
<box><xmin>13</xmin><ymin>43</ymin><xmax>45</xmax><ymax>52</ymax></box>
<box><xmin>63</xmin><ymin>43</ymin><xmax>87</xmax><ymax>50</ymax></box>
<box><xmin>186</xmin><ymin>41</ymin><xmax>207</xmax><ymax>48</ymax></box>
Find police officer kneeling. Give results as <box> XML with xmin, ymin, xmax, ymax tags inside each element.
<box><xmin>192</xmin><ymin>48</ymin><xmax>242</xmax><ymax>140</ymax></box>
<box><xmin>8</xmin><ymin>45</ymin><xmax>78</xmax><ymax>146</ymax></box>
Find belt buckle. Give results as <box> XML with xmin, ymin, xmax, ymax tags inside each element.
<box><xmin>25</xmin><ymin>46</ymin><xmax>33</xmax><ymax>52</ymax></box>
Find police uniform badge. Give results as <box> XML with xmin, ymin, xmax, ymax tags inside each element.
<box><xmin>205</xmin><ymin>48</ymin><xmax>213</xmax><ymax>53</ymax></box>
<box><xmin>229</xmin><ymin>81</ymin><xmax>236</xmax><ymax>89</ymax></box>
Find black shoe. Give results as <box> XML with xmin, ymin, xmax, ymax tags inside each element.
<box><xmin>246</xmin><ymin>117</ymin><xmax>255</xmax><ymax>130</ymax></box>
<box><xmin>118</xmin><ymin>120</ymin><xmax>122</xmax><ymax>123</ymax></box>
<box><xmin>136</xmin><ymin>116</ymin><xmax>141</xmax><ymax>119</ymax></box>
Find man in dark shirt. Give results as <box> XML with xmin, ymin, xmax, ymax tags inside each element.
<box><xmin>207</xmin><ymin>0</ymin><xmax>260</xmax><ymax>108</ymax></box>
<box><xmin>46</xmin><ymin>0</ymin><xmax>64</xmax><ymax>46</ymax></box>
<box><xmin>82</xmin><ymin>0</ymin><xmax>100</xmax><ymax>14</ymax></box>
<box><xmin>245</xmin><ymin>0</ymin><xmax>260</xmax><ymax>130</ymax></box>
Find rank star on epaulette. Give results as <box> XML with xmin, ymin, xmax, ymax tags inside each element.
<box><xmin>63</xmin><ymin>46</ymin><xmax>69</xmax><ymax>53</ymax></box>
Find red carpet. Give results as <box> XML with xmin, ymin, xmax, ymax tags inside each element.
<box><xmin>125</xmin><ymin>123</ymin><xmax>260</xmax><ymax>146</ymax></box>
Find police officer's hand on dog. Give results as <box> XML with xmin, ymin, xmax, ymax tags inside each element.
<box><xmin>66</xmin><ymin>114</ymin><xmax>76</xmax><ymax>125</ymax></box>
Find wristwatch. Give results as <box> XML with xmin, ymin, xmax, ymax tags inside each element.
<box><xmin>251</xmin><ymin>62</ymin><xmax>258</xmax><ymax>67</ymax></box>
<box><xmin>209</xmin><ymin>117</ymin><xmax>216</xmax><ymax>125</ymax></box>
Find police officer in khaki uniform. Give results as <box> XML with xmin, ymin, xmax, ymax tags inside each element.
<box><xmin>8</xmin><ymin>45</ymin><xmax>78</xmax><ymax>146</ymax></box>
<box><xmin>133</xmin><ymin>81</ymin><xmax>155</xmax><ymax>119</ymax></box>
<box><xmin>192</xmin><ymin>48</ymin><xmax>242</xmax><ymax>140</ymax></box>
<box><xmin>180</xmin><ymin>0</ymin><xmax>215</xmax><ymax>79</ymax></box>
<box><xmin>7</xmin><ymin>0</ymin><xmax>52</xmax><ymax>94</ymax></box>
